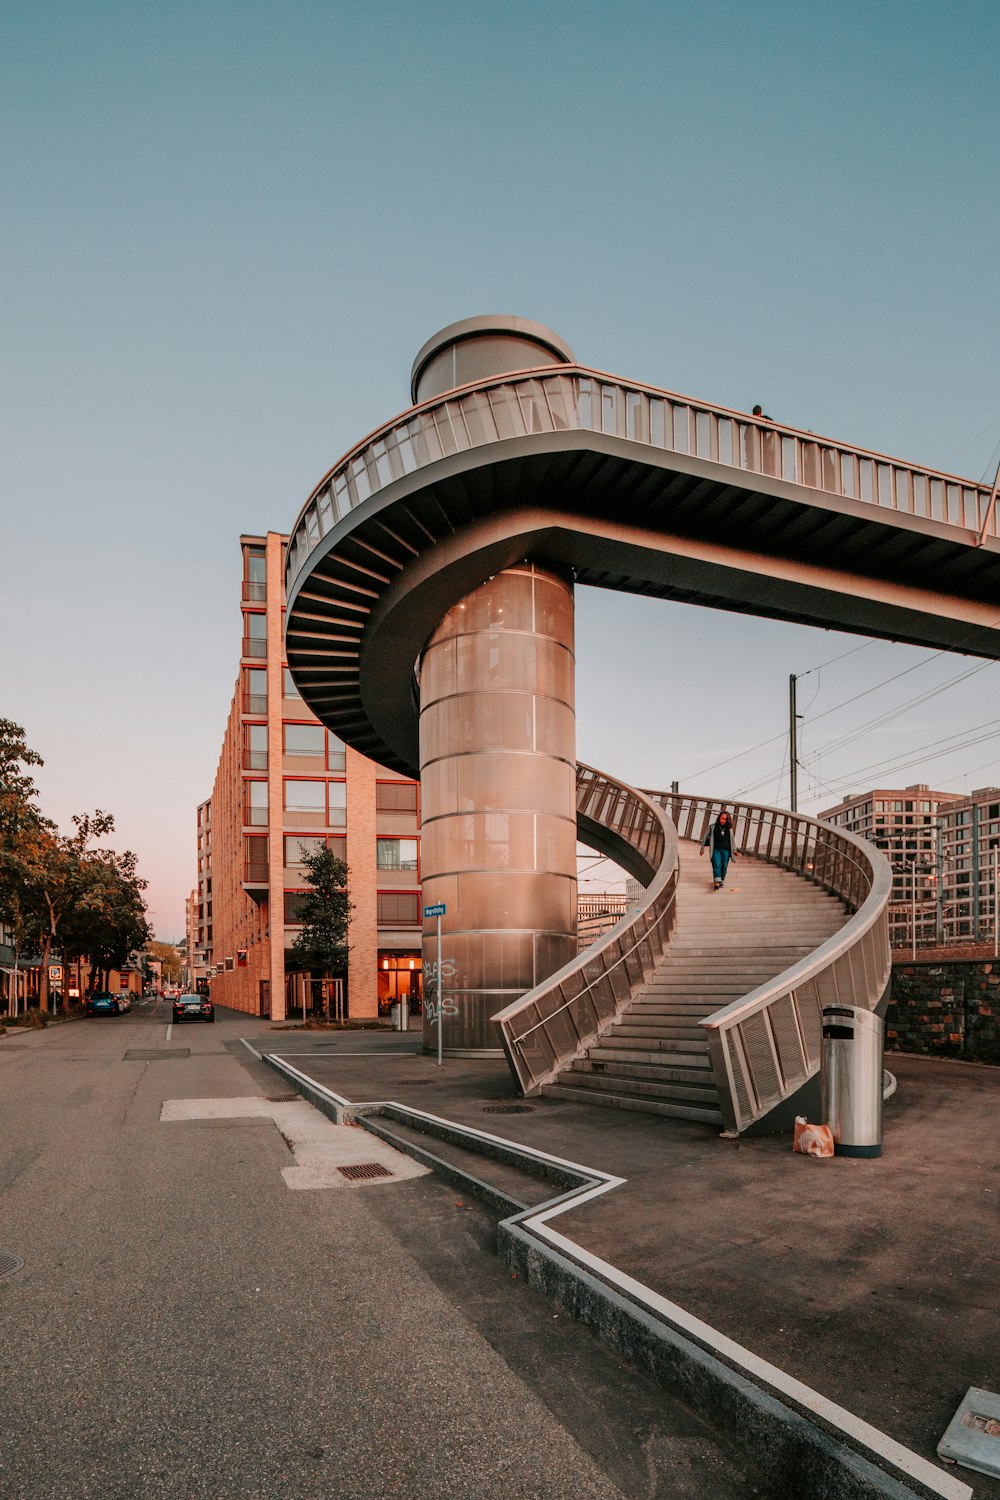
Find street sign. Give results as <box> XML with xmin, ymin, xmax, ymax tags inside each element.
<box><xmin>48</xmin><ymin>965</ymin><xmax>62</xmax><ymax>981</ymax></box>
<box><xmin>423</xmin><ymin>903</ymin><xmax>446</xmax><ymax>917</ymax></box>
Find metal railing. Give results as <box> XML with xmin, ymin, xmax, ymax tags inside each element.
<box><xmin>492</xmin><ymin>765</ymin><xmax>678</xmax><ymax>1095</ymax></box>
<box><xmin>643</xmin><ymin>790</ymin><xmax>892</xmax><ymax>1134</ymax></box>
<box><xmin>286</xmin><ymin>364</ymin><xmax>996</xmax><ymax>595</ymax></box>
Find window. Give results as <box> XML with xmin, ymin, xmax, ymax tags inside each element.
<box><xmin>243</xmin><ymin>611</ymin><xmax>267</xmax><ymax>658</ymax></box>
<box><xmin>377</xmin><ymin>892</ymin><xmax>420</xmax><ymax>927</ymax></box>
<box><xmin>377</xmin><ymin>838</ymin><xmax>418</xmax><ymax>871</ymax></box>
<box><xmin>244</xmin><ymin>548</ymin><xmax>266</xmax><ymax>602</ymax></box>
<box><xmin>244</xmin><ymin>836</ymin><xmax>268</xmax><ymax>882</ymax></box>
<box><xmin>285</xmin><ymin>835</ymin><xmax>326</xmax><ymax>866</ymax></box>
<box><xmin>283</xmin><ymin>668</ymin><xmax>301</xmax><ymax>698</ymax></box>
<box><xmin>284</xmin><ymin>780</ymin><xmax>326</xmax><ymax>813</ymax></box>
<box><xmin>376</xmin><ymin>781</ymin><xmax>418</xmax><ymax>814</ymax></box>
<box><xmin>244</xmin><ymin>723</ymin><xmax>267</xmax><ymax>771</ymax></box>
<box><xmin>244</xmin><ymin>668</ymin><xmax>267</xmax><ymax>715</ymax></box>
<box><xmin>327</xmin><ymin>734</ymin><xmax>346</xmax><ymax>772</ymax></box>
<box><xmin>245</xmin><ymin>780</ymin><xmax>268</xmax><ymax>825</ymax></box>
<box><xmin>284</xmin><ymin>891</ymin><xmax>308</xmax><ymax>924</ymax></box>
<box><xmin>284</xmin><ymin>723</ymin><xmax>324</xmax><ymax>757</ymax></box>
<box><xmin>329</xmin><ymin>781</ymin><xmax>346</xmax><ymax>826</ymax></box>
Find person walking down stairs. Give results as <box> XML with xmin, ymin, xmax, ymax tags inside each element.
<box><xmin>701</xmin><ymin>811</ymin><xmax>737</xmax><ymax>890</ymax></box>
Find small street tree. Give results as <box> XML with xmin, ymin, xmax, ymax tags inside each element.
<box><xmin>289</xmin><ymin>846</ymin><xmax>353</xmax><ymax>991</ymax></box>
<box><xmin>146</xmin><ymin>940</ymin><xmax>183</xmax><ymax>987</ymax></box>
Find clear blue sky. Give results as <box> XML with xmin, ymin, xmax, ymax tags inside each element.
<box><xmin>3</xmin><ymin>0</ymin><xmax>999</xmax><ymax>934</ymax></box>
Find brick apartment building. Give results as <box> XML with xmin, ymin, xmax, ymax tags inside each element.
<box><xmin>198</xmin><ymin>533</ymin><xmax>423</xmax><ymax>1022</ymax></box>
<box><xmin>821</xmin><ymin>783</ymin><xmax>1000</xmax><ymax>948</ymax></box>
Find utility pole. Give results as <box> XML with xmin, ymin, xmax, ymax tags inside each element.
<box><xmin>789</xmin><ymin>674</ymin><xmax>799</xmax><ymax>812</ymax></box>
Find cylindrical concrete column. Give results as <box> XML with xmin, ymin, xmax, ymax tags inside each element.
<box><xmin>419</xmin><ymin>563</ymin><xmax>578</xmax><ymax>1054</ymax></box>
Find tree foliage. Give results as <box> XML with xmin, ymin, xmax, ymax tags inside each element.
<box><xmin>146</xmin><ymin>940</ymin><xmax>184</xmax><ymax>984</ymax></box>
<box><xmin>289</xmin><ymin>845</ymin><xmax>353</xmax><ymax>976</ymax></box>
<box><xmin>0</xmin><ymin>721</ymin><xmax>151</xmax><ymax>1008</ymax></box>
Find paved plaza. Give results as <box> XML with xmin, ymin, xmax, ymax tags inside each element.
<box><xmin>258</xmin><ymin>1027</ymin><xmax>1000</xmax><ymax>1499</ymax></box>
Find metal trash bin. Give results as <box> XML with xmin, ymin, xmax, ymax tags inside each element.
<box><xmin>820</xmin><ymin>1005</ymin><xmax>883</xmax><ymax>1157</ymax></box>
<box><xmin>390</xmin><ymin>1002</ymin><xmax>400</xmax><ymax>1031</ymax></box>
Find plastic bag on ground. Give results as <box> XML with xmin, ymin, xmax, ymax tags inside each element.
<box><xmin>793</xmin><ymin>1116</ymin><xmax>834</xmax><ymax>1158</ymax></box>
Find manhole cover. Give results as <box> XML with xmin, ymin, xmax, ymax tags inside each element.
<box><xmin>266</xmin><ymin>1094</ymin><xmax>300</xmax><ymax>1103</ymax></box>
<box><xmin>338</xmin><ymin>1162</ymin><xmax>393</xmax><ymax>1181</ymax></box>
<box><xmin>0</xmin><ymin>1253</ymin><xmax>24</xmax><ymax>1281</ymax></box>
<box><xmin>124</xmin><ymin>1049</ymin><xmax>191</xmax><ymax>1061</ymax></box>
<box><xmin>482</xmin><ymin>1104</ymin><xmax>534</xmax><ymax>1114</ymax></box>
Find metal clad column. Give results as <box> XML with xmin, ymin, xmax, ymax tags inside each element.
<box><xmin>419</xmin><ymin>563</ymin><xmax>578</xmax><ymax>1053</ymax></box>
<box><xmin>410</xmin><ymin>317</ymin><xmax>578</xmax><ymax>1055</ymax></box>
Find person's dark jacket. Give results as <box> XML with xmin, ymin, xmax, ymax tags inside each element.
<box><xmin>703</xmin><ymin>818</ymin><xmax>735</xmax><ymax>856</ymax></box>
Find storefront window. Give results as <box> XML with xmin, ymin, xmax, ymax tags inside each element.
<box><xmin>377</xmin><ymin>951</ymin><xmax>422</xmax><ymax>1016</ymax></box>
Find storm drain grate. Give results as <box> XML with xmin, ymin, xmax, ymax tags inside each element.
<box><xmin>124</xmin><ymin>1049</ymin><xmax>191</xmax><ymax>1061</ymax></box>
<box><xmin>266</xmin><ymin>1094</ymin><xmax>300</xmax><ymax>1103</ymax></box>
<box><xmin>398</xmin><ymin>1079</ymin><xmax>434</xmax><ymax>1085</ymax></box>
<box><xmin>338</xmin><ymin>1162</ymin><xmax>393</xmax><ymax>1181</ymax></box>
<box><xmin>0</xmin><ymin>1253</ymin><xmax>24</xmax><ymax>1281</ymax></box>
<box><xmin>482</xmin><ymin>1104</ymin><xmax>535</xmax><ymax>1114</ymax></box>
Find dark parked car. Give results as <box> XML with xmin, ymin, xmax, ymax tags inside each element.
<box><xmin>87</xmin><ymin>992</ymin><xmax>122</xmax><ymax>1016</ymax></box>
<box><xmin>173</xmin><ymin>993</ymin><xmax>214</xmax><ymax>1024</ymax></box>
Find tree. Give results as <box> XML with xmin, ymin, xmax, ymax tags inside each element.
<box><xmin>146</xmin><ymin>940</ymin><xmax>183</xmax><ymax>985</ymax></box>
<box><xmin>67</xmin><ymin>845</ymin><xmax>151</xmax><ymax>993</ymax></box>
<box><xmin>289</xmin><ymin>846</ymin><xmax>353</xmax><ymax>980</ymax></box>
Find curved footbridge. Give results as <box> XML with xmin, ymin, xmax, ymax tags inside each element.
<box><xmin>285</xmin><ymin>316</ymin><xmax>1000</xmax><ymax>1135</ymax></box>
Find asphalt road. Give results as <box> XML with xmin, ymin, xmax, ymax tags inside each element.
<box><xmin>0</xmin><ymin>1004</ymin><xmax>762</xmax><ymax>1500</ymax></box>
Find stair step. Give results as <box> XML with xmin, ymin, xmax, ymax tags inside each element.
<box><xmin>540</xmin><ymin>1083</ymin><xmax>723</xmax><ymax>1125</ymax></box>
<box><xmin>598</xmin><ymin>1035</ymin><xmax>707</xmax><ymax>1054</ymax></box>
<box><xmin>571</xmin><ymin>1062</ymin><xmax>718</xmax><ymax>1099</ymax></box>
<box><xmin>585</xmin><ymin>1046</ymin><xmax>711</xmax><ymax>1070</ymax></box>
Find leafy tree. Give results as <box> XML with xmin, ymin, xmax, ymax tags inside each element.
<box><xmin>146</xmin><ymin>940</ymin><xmax>183</xmax><ymax>985</ymax></box>
<box><xmin>289</xmin><ymin>845</ymin><xmax>353</xmax><ymax>979</ymax></box>
<box><xmin>67</xmin><ymin>845</ymin><xmax>151</xmax><ymax>993</ymax></box>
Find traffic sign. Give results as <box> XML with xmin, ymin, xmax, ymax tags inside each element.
<box><xmin>423</xmin><ymin>903</ymin><xmax>446</xmax><ymax>917</ymax></box>
<box><xmin>48</xmin><ymin>965</ymin><xmax>62</xmax><ymax>981</ymax></box>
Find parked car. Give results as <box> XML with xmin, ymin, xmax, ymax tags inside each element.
<box><xmin>117</xmin><ymin>992</ymin><xmax>133</xmax><ymax>1013</ymax></box>
<box><xmin>173</xmin><ymin>993</ymin><xmax>214</xmax><ymax>1024</ymax></box>
<box><xmin>87</xmin><ymin>992</ymin><xmax>122</xmax><ymax>1016</ymax></box>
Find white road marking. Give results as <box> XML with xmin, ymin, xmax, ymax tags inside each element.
<box><xmin>160</xmin><ymin>1096</ymin><xmax>428</xmax><ymax>1191</ymax></box>
<box><xmin>165</xmin><ymin>1023</ymin><xmax>172</xmax><ymax>1040</ymax></box>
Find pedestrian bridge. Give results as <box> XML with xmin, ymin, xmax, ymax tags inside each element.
<box><xmin>283</xmin><ymin>317</ymin><xmax>999</xmax><ymax>1131</ymax></box>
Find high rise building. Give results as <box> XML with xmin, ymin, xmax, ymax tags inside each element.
<box><xmin>820</xmin><ymin>783</ymin><xmax>994</xmax><ymax>949</ymax></box>
<box><xmin>200</xmin><ymin>533</ymin><xmax>423</xmax><ymax>1021</ymax></box>
<box><xmin>936</xmin><ymin>788</ymin><xmax>1000</xmax><ymax>945</ymax></box>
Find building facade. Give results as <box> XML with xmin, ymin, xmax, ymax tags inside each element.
<box><xmin>200</xmin><ymin>534</ymin><xmax>423</xmax><ymax>1022</ymax></box>
<box><xmin>820</xmin><ymin>783</ymin><xmax>1000</xmax><ymax>949</ymax></box>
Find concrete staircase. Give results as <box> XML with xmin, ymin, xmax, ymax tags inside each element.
<box><xmin>543</xmin><ymin>841</ymin><xmax>847</xmax><ymax>1125</ymax></box>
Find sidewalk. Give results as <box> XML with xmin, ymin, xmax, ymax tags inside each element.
<box><xmin>256</xmin><ymin>1029</ymin><xmax>1000</xmax><ymax>1498</ymax></box>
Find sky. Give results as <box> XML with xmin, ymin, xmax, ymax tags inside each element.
<box><xmin>2</xmin><ymin>0</ymin><xmax>999</xmax><ymax>933</ymax></box>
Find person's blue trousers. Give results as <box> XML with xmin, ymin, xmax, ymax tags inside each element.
<box><xmin>711</xmin><ymin>849</ymin><xmax>731</xmax><ymax>884</ymax></box>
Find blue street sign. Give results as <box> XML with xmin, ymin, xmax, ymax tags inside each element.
<box><xmin>423</xmin><ymin>903</ymin><xmax>447</xmax><ymax>917</ymax></box>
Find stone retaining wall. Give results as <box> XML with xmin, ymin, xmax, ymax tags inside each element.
<box><xmin>886</xmin><ymin>960</ymin><xmax>1000</xmax><ymax>1063</ymax></box>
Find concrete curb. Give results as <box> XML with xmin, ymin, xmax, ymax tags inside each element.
<box><xmin>252</xmin><ymin>1043</ymin><xmax>970</xmax><ymax>1500</ymax></box>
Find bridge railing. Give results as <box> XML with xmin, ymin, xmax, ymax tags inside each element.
<box><xmin>492</xmin><ymin>765</ymin><xmax>678</xmax><ymax>1096</ymax></box>
<box><xmin>644</xmin><ymin>790</ymin><xmax>892</xmax><ymax>1135</ymax></box>
<box><xmin>286</xmin><ymin>365</ymin><xmax>996</xmax><ymax>594</ymax></box>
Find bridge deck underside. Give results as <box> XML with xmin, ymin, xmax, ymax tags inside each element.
<box><xmin>286</xmin><ymin>438</ymin><xmax>1000</xmax><ymax>777</ymax></box>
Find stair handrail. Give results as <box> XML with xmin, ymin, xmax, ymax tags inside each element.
<box><xmin>492</xmin><ymin>764</ymin><xmax>678</xmax><ymax>1095</ymax></box>
<box><xmin>643</xmin><ymin>791</ymin><xmax>892</xmax><ymax>1134</ymax></box>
